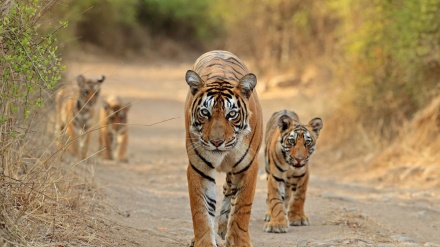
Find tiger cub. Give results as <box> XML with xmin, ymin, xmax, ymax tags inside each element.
<box><xmin>56</xmin><ymin>75</ymin><xmax>105</xmax><ymax>159</ymax></box>
<box><xmin>264</xmin><ymin>110</ymin><xmax>323</xmax><ymax>233</ymax></box>
<box><xmin>184</xmin><ymin>50</ymin><xmax>263</xmax><ymax>247</ymax></box>
<box><xmin>99</xmin><ymin>95</ymin><xmax>130</xmax><ymax>162</ymax></box>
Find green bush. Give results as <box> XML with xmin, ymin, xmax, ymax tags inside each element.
<box><xmin>137</xmin><ymin>0</ymin><xmax>219</xmax><ymax>43</ymax></box>
<box><xmin>1</xmin><ymin>0</ymin><xmax>64</xmax><ymax>153</ymax></box>
<box><xmin>341</xmin><ymin>0</ymin><xmax>440</xmax><ymax>140</ymax></box>
<box><xmin>50</xmin><ymin>0</ymin><xmax>219</xmax><ymax>53</ymax></box>
<box><xmin>1</xmin><ymin>0</ymin><xmax>67</xmax><ymax>244</ymax></box>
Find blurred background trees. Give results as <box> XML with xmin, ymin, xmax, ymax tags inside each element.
<box><xmin>7</xmin><ymin>0</ymin><xmax>435</xmax><ymax>158</ymax></box>
<box><xmin>2</xmin><ymin>0</ymin><xmax>435</xmax><ymax>158</ymax></box>
<box><xmin>49</xmin><ymin>0</ymin><xmax>439</xmax><ymax>144</ymax></box>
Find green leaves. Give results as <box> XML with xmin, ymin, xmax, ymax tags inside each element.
<box><xmin>339</xmin><ymin>0</ymin><xmax>440</xmax><ymax>139</ymax></box>
<box><xmin>1</xmin><ymin>0</ymin><xmax>65</xmax><ymax>127</ymax></box>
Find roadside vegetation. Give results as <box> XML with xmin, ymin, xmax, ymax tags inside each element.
<box><xmin>1</xmin><ymin>1</ymin><xmax>106</xmax><ymax>245</ymax></box>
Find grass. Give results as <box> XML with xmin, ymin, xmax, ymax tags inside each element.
<box><xmin>0</xmin><ymin>98</ymin><xmax>107</xmax><ymax>246</ymax></box>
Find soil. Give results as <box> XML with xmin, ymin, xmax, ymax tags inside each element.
<box><xmin>65</xmin><ymin>57</ymin><xmax>440</xmax><ymax>247</ymax></box>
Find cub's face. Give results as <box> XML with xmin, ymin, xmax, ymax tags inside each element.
<box><xmin>185</xmin><ymin>70</ymin><xmax>257</xmax><ymax>152</ymax></box>
<box><xmin>104</xmin><ymin>103</ymin><xmax>130</xmax><ymax>132</ymax></box>
<box><xmin>278</xmin><ymin>116</ymin><xmax>323</xmax><ymax>167</ymax></box>
<box><xmin>77</xmin><ymin>75</ymin><xmax>105</xmax><ymax>105</ymax></box>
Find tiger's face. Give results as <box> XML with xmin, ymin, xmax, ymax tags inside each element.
<box><xmin>278</xmin><ymin>115</ymin><xmax>323</xmax><ymax>167</ymax></box>
<box><xmin>77</xmin><ymin>75</ymin><xmax>105</xmax><ymax>106</ymax></box>
<box><xmin>186</xmin><ymin>70</ymin><xmax>257</xmax><ymax>152</ymax></box>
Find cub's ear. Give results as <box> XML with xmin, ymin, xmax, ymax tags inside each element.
<box><xmin>77</xmin><ymin>75</ymin><xmax>85</xmax><ymax>86</ymax></box>
<box><xmin>308</xmin><ymin>117</ymin><xmax>323</xmax><ymax>137</ymax></box>
<box><xmin>103</xmin><ymin>101</ymin><xmax>111</xmax><ymax>111</ymax></box>
<box><xmin>124</xmin><ymin>103</ymin><xmax>131</xmax><ymax>112</ymax></box>
<box><xmin>185</xmin><ymin>70</ymin><xmax>203</xmax><ymax>95</ymax></box>
<box><xmin>97</xmin><ymin>75</ymin><xmax>105</xmax><ymax>83</ymax></box>
<box><xmin>277</xmin><ymin>115</ymin><xmax>292</xmax><ymax>132</ymax></box>
<box><xmin>237</xmin><ymin>73</ymin><xmax>257</xmax><ymax>98</ymax></box>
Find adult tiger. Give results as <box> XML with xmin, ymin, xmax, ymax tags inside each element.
<box><xmin>99</xmin><ymin>95</ymin><xmax>130</xmax><ymax>162</ymax></box>
<box><xmin>184</xmin><ymin>50</ymin><xmax>263</xmax><ymax>247</ymax></box>
<box><xmin>263</xmin><ymin>110</ymin><xmax>323</xmax><ymax>233</ymax></box>
<box><xmin>56</xmin><ymin>75</ymin><xmax>105</xmax><ymax>159</ymax></box>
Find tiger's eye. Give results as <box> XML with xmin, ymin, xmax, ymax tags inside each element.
<box><xmin>200</xmin><ymin>109</ymin><xmax>209</xmax><ymax>116</ymax></box>
<box><xmin>227</xmin><ymin>111</ymin><xmax>237</xmax><ymax>119</ymax></box>
<box><xmin>288</xmin><ymin>138</ymin><xmax>295</xmax><ymax>145</ymax></box>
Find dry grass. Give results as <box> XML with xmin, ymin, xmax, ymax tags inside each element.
<box><xmin>316</xmin><ymin>94</ymin><xmax>440</xmax><ymax>190</ymax></box>
<box><xmin>364</xmin><ymin>95</ymin><xmax>440</xmax><ymax>189</ymax></box>
<box><xmin>0</xmin><ymin>99</ymin><xmax>112</xmax><ymax>246</ymax></box>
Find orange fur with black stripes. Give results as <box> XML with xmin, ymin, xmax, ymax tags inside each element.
<box><xmin>184</xmin><ymin>50</ymin><xmax>263</xmax><ymax>247</ymax></box>
<box><xmin>99</xmin><ymin>95</ymin><xmax>130</xmax><ymax>162</ymax></box>
<box><xmin>55</xmin><ymin>75</ymin><xmax>105</xmax><ymax>159</ymax></box>
<box><xmin>263</xmin><ymin>110</ymin><xmax>323</xmax><ymax>233</ymax></box>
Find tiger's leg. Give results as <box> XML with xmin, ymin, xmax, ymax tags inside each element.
<box><xmin>225</xmin><ymin>161</ymin><xmax>258</xmax><ymax>247</ymax></box>
<box><xmin>55</xmin><ymin>112</ymin><xmax>65</xmax><ymax>148</ymax></box>
<box><xmin>264</xmin><ymin>192</ymin><xmax>271</xmax><ymax>222</ymax></box>
<box><xmin>116</xmin><ymin>131</ymin><xmax>128</xmax><ymax>162</ymax></box>
<box><xmin>263</xmin><ymin>148</ymin><xmax>271</xmax><ymax>222</ymax></box>
<box><xmin>187</xmin><ymin>163</ymin><xmax>217</xmax><ymax>247</ymax></box>
<box><xmin>264</xmin><ymin>174</ymin><xmax>288</xmax><ymax>233</ymax></box>
<box><xmin>79</xmin><ymin>130</ymin><xmax>90</xmax><ymax>160</ymax></box>
<box><xmin>66</xmin><ymin>123</ymin><xmax>79</xmax><ymax>156</ymax></box>
<box><xmin>100</xmin><ymin>128</ymin><xmax>112</xmax><ymax>160</ymax></box>
<box><xmin>288</xmin><ymin>173</ymin><xmax>310</xmax><ymax>226</ymax></box>
<box><xmin>218</xmin><ymin>173</ymin><xmax>232</xmax><ymax>240</ymax></box>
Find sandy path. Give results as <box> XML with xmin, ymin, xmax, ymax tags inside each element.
<box><xmin>66</xmin><ymin>58</ymin><xmax>440</xmax><ymax>246</ymax></box>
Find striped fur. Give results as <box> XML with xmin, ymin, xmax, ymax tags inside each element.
<box><xmin>55</xmin><ymin>75</ymin><xmax>105</xmax><ymax>159</ymax></box>
<box><xmin>99</xmin><ymin>95</ymin><xmax>130</xmax><ymax>162</ymax></box>
<box><xmin>184</xmin><ymin>50</ymin><xmax>262</xmax><ymax>247</ymax></box>
<box><xmin>263</xmin><ymin>110</ymin><xmax>323</xmax><ymax>233</ymax></box>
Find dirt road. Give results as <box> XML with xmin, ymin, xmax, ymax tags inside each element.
<box><xmin>66</xmin><ymin>57</ymin><xmax>440</xmax><ymax>247</ymax></box>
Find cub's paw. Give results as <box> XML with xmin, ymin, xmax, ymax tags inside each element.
<box><xmin>289</xmin><ymin>214</ymin><xmax>310</xmax><ymax>226</ymax></box>
<box><xmin>264</xmin><ymin>212</ymin><xmax>271</xmax><ymax>222</ymax></box>
<box><xmin>217</xmin><ymin>219</ymin><xmax>227</xmax><ymax>240</ymax></box>
<box><xmin>263</xmin><ymin>221</ymin><xmax>288</xmax><ymax>233</ymax></box>
<box><xmin>117</xmin><ymin>158</ymin><xmax>128</xmax><ymax>163</ymax></box>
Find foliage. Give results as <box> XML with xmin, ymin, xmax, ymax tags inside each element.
<box><xmin>51</xmin><ymin>0</ymin><xmax>219</xmax><ymax>52</ymax></box>
<box><xmin>0</xmin><ymin>0</ymin><xmax>64</xmax><ymax>144</ymax></box>
<box><xmin>210</xmin><ymin>0</ymin><xmax>340</xmax><ymax>74</ymax></box>
<box><xmin>137</xmin><ymin>0</ymin><xmax>219</xmax><ymax>42</ymax></box>
<box><xmin>340</xmin><ymin>0</ymin><xmax>440</xmax><ymax>140</ymax></box>
<box><xmin>0</xmin><ymin>0</ymin><xmax>86</xmax><ymax>245</ymax></box>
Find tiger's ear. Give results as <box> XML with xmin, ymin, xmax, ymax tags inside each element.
<box><xmin>308</xmin><ymin>117</ymin><xmax>323</xmax><ymax>137</ymax></box>
<box><xmin>237</xmin><ymin>73</ymin><xmax>257</xmax><ymax>98</ymax></box>
<box><xmin>97</xmin><ymin>75</ymin><xmax>105</xmax><ymax>83</ymax></box>
<box><xmin>77</xmin><ymin>75</ymin><xmax>86</xmax><ymax>86</ymax></box>
<box><xmin>185</xmin><ymin>70</ymin><xmax>203</xmax><ymax>95</ymax></box>
<box><xmin>277</xmin><ymin>115</ymin><xmax>292</xmax><ymax>132</ymax></box>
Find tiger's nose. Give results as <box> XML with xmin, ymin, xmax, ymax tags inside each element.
<box><xmin>210</xmin><ymin>139</ymin><xmax>224</xmax><ymax>147</ymax></box>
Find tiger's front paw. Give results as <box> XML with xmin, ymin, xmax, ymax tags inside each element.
<box><xmin>263</xmin><ymin>220</ymin><xmax>288</xmax><ymax>233</ymax></box>
<box><xmin>289</xmin><ymin>214</ymin><xmax>310</xmax><ymax>226</ymax></box>
<box><xmin>190</xmin><ymin>238</ymin><xmax>217</xmax><ymax>247</ymax></box>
